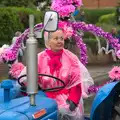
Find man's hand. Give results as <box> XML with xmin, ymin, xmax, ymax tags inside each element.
<box><xmin>66</xmin><ymin>99</ymin><xmax>77</xmax><ymax>111</ymax></box>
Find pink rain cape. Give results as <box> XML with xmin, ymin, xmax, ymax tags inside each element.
<box><xmin>37</xmin><ymin>49</ymin><xmax>94</xmax><ymax>98</ymax></box>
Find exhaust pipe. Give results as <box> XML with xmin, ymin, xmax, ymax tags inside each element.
<box><xmin>26</xmin><ymin>15</ymin><xmax>38</xmax><ymax>106</ymax></box>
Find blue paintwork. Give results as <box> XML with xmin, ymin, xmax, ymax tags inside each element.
<box><xmin>0</xmin><ymin>95</ymin><xmax>58</xmax><ymax>119</ymax></box>
<box><xmin>0</xmin><ymin>80</ymin><xmax>58</xmax><ymax>120</ymax></box>
<box><xmin>0</xmin><ymin>80</ymin><xmax>22</xmax><ymax>103</ymax></box>
<box><xmin>1</xmin><ymin>80</ymin><xmax>13</xmax><ymax>89</ymax></box>
<box><xmin>1</xmin><ymin>80</ymin><xmax>13</xmax><ymax>102</ymax></box>
<box><xmin>0</xmin><ymin>90</ymin><xmax>58</xmax><ymax>120</ymax></box>
<box><xmin>90</xmin><ymin>81</ymin><xmax>120</xmax><ymax>120</ymax></box>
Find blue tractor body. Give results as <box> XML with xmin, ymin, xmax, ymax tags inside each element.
<box><xmin>0</xmin><ymin>80</ymin><xmax>58</xmax><ymax>120</ymax></box>
<box><xmin>90</xmin><ymin>81</ymin><xmax>120</xmax><ymax>120</ymax></box>
<box><xmin>0</xmin><ymin>80</ymin><xmax>22</xmax><ymax>103</ymax></box>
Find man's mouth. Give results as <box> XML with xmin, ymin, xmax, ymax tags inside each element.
<box><xmin>57</xmin><ymin>44</ymin><xmax>63</xmax><ymax>47</ymax></box>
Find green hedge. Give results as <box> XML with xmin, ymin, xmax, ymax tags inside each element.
<box><xmin>85</xmin><ymin>8</ymin><xmax>115</xmax><ymax>24</ymax></box>
<box><xmin>96</xmin><ymin>13</ymin><xmax>120</xmax><ymax>32</ymax></box>
<box><xmin>84</xmin><ymin>37</ymin><xmax>106</xmax><ymax>55</ymax></box>
<box><xmin>0</xmin><ymin>7</ymin><xmax>43</xmax><ymax>45</ymax></box>
<box><xmin>83</xmin><ymin>12</ymin><xmax>117</xmax><ymax>41</ymax></box>
<box><xmin>75</xmin><ymin>8</ymin><xmax>115</xmax><ymax>24</ymax></box>
<box><xmin>97</xmin><ymin>13</ymin><xmax>116</xmax><ymax>25</ymax></box>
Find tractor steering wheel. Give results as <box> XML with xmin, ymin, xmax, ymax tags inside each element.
<box><xmin>17</xmin><ymin>74</ymin><xmax>66</xmax><ymax>92</ymax></box>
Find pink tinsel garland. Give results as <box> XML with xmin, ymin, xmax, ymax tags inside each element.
<box><xmin>71</xmin><ymin>22</ymin><xmax>120</xmax><ymax>53</ymax></box>
<box><xmin>72</xmin><ymin>32</ymin><xmax>88</xmax><ymax>65</ymax></box>
<box><xmin>88</xmin><ymin>79</ymin><xmax>117</xmax><ymax>94</ymax></box>
<box><xmin>0</xmin><ymin>24</ymin><xmax>43</xmax><ymax>63</ymax></box>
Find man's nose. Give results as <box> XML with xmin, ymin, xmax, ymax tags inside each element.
<box><xmin>57</xmin><ymin>38</ymin><xmax>64</xmax><ymax>42</ymax></box>
<box><xmin>57</xmin><ymin>40</ymin><xmax>63</xmax><ymax>43</ymax></box>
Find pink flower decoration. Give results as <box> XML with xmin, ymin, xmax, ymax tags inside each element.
<box><xmin>58</xmin><ymin>21</ymin><xmax>73</xmax><ymax>39</ymax></box>
<box><xmin>51</xmin><ymin>0</ymin><xmax>82</xmax><ymax>17</ymax></box>
<box><xmin>116</xmin><ymin>50</ymin><xmax>120</xmax><ymax>59</ymax></box>
<box><xmin>64</xmin><ymin>26</ymin><xmax>73</xmax><ymax>39</ymax></box>
<box><xmin>108</xmin><ymin>66</ymin><xmax>120</xmax><ymax>80</ymax></box>
<box><xmin>58</xmin><ymin>21</ymin><xmax>67</xmax><ymax>29</ymax></box>
<box><xmin>9</xmin><ymin>62</ymin><xmax>25</xmax><ymax>79</ymax></box>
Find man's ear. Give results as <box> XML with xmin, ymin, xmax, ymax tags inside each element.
<box><xmin>47</xmin><ymin>40</ymin><xmax>50</xmax><ymax>46</ymax></box>
<box><xmin>47</xmin><ymin>40</ymin><xmax>51</xmax><ymax>48</ymax></box>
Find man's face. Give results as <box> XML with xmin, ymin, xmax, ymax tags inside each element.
<box><xmin>48</xmin><ymin>30</ymin><xmax>65</xmax><ymax>52</ymax></box>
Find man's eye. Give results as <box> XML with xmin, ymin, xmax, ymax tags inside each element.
<box><xmin>53</xmin><ymin>37</ymin><xmax>64</xmax><ymax>41</ymax></box>
<box><xmin>60</xmin><ymin>37</ymin><xmax>64</xmax><ymax>40</ymax></box>
<box><xmin>54</xmin><ymin>37</ymin><xmax>58</xmax><ymax>40</ymax></box>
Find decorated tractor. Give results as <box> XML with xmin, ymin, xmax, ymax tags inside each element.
<box><xmin>0</xmin><ymin>0</ymin><xmax>120</xmax><ymax>120</ymax></box>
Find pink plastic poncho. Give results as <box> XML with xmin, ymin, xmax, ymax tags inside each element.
<box><xmin>37</xmin><ymin>49</ymin><xmax>93</xmax><ymax>119</ymax></box>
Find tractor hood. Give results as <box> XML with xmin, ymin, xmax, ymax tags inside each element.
<box><xmin>0</xmin><ymin>91</ymin><xmax>58</xmax><ymax>120</ymax></box>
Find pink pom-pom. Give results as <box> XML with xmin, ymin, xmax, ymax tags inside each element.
<box><xmin>108</xmin><ymin>66</ymin><xmax>120</xmax><ymax>80</ymax></box>
<box><xmin>9</xmin><ymin>62</ymin><xmax>25</xmax><ymax>79</ymax></box>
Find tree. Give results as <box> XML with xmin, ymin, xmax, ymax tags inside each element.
<box><xmin>116</xmin><ymin>0</ymin><xmax>120</xmax><ymax>24</ymax></box>
<box><xmin>0</xmin><ymin>0</ymin><xmax>36</xmax><ymax>8</ymax></box>
<box><xmin>36</xmin><ymin>0</ymin><xmax>50</xmax><ymax>10</ymax></box>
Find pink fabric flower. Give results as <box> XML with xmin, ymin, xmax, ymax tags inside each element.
<box><xmin>58</xmin><ymin>21</ymin><xmax>73</xmax><ymax>39</ymax></box>
<box><xmin>9</xmin><ymin>62</ymin><xmax>25</xmax><ymax>79</ymax></box>
<box><xmin>108</xmin><ymin>66</ymin><xmax>120</xmax><ymax>80</ymax></box>
<box><xmin>116</xmin><ymin>50</ymin><xmax>120</xmax><ymax>59</ymax></box>
<box><xmin>64</xmin><ymin>26</ymin><xmax>73</xmax><ymax>39</ymax></box>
